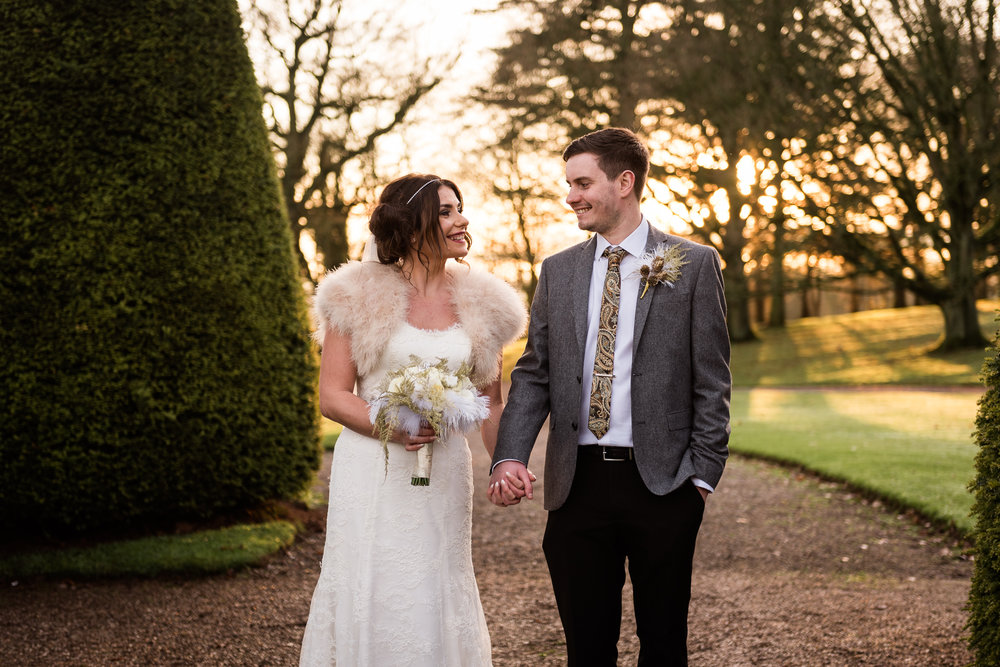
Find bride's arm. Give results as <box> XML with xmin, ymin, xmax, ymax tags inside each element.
<box><xmin>319</xmin><ymin>329</ymin><xmax>435</xmax><ymax>450</ymax></box>
<box><xmin>318</xmin><ymin>329</ymin><xmax>369</xmax><ymax>433</ymax></box>
<box><xmin>478</xmin><ymin>354</ymin><xmax>505</xmax><ymax>457</ymax></box>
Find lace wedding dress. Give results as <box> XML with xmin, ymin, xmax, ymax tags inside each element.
<box><xmin>300</xmin><ymin>322</ymin><xmax>492</xmax><ymax>666</ymax></box>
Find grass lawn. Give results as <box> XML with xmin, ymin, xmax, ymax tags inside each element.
<box><xmin>730</xmin><ymin>302</ymin><xmax>998</xmax><ymax>386</ymax></box>
<box><xmin>0</xmin><ymin>521</ymin><xmax>297</xmax><ymax>579</ymax></box>
<box><xmin>725</xmin><ymin>303</ymin><xmax>995</xmax><ymax>536</ymax></box>
<box><xmin>730</xmin><ymin>387</ymin><xmax>980</xmax><ymax>534</ymax></box>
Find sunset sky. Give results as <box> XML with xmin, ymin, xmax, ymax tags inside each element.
<box><xmin>239</xmin><ymin>0</ymin><xmax>688</xmax><ymax>269</ymax></box>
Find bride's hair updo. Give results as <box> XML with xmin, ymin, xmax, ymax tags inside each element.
<box><xmin>368</xmin><ymin>173</ymin><xmax>467</xmax><ymax>269</ymax></box>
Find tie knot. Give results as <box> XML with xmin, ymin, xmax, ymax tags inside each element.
<box><xmin>603</xmin><ymin>246</ymin><xmax>626</xmax><ymax>267</ymax></box>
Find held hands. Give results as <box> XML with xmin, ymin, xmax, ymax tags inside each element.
<box><xmin>488</xmin><ymin>461</ymin><xmax>537</xmax><ymax>506</ymax></box>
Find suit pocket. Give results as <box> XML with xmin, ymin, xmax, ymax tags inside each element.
<box><xmin>666</xmin><ymin>408</ymin><xmax>692</xmax><ymax>431</ymax></box>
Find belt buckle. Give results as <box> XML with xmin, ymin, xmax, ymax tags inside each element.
<box><xmin>602</xmin><ymin>446</ymin><xmax>630</xmax><ymax>462</ymax></box>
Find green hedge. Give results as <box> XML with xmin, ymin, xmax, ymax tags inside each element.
<box><xmin>969</xmin><ymin>314</ymin><xmax>1000</xmax><ymax>664</ymax></box>
<box><xmin>0</xmin><ymin>0</ymin><xmax>319</xmax><ymax>536</ymax></box>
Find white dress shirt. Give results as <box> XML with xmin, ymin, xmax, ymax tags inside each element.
<box><xmin>579</xmin><ymin>218</ymin><xmax>713</xmax><ymax>493</ymax></box>
<box><xmin>577</xmin><ymin>220</ymin><xmax>648</xmax><ymax>447</ymax></box>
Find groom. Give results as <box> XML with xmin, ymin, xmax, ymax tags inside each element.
<box><xmin>489</xmin><ymin>127</ymin><xmax>731</xmax><ymax>665</ymax></box>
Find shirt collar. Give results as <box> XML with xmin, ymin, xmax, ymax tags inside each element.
<box><xmin>594</xmin><ymin>216</ymin><xmax>650</xmax><ymax>261</ymax></box>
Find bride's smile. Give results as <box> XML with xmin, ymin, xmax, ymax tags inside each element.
<box><xmin>437</xmin><ymin>185</ymin><xmax>469</xmax><ymax>259</ymax></box>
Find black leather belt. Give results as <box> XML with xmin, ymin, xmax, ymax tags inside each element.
<box><xmin>580</xmin><ymin>445</ymin><xmax>634</xmax><ymax>462</ymax></box>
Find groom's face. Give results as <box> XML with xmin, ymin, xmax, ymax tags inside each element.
<box><xmin>565</xmin><ymin>152</ymin><xmax>626</xmax><ymax>237</ymax></box>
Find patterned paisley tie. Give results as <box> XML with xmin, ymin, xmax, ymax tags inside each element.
<box><xmin>588</xmin><ymin>246</ymin><xmax>627</xmax><ymax>439</ymax></box>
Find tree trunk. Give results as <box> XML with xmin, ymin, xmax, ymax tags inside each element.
<box><xmin>281</xmin><ymin>140</ymin><xmax>310</xmax><ymax>279</ymax></box>
<box><xmin>768</xmin><ymin>219</ymin><xmax>786</xmax><ymax>328</ymax></box>
<box><xmin>936</xmin><ymin>222</ymin><xmax>987</xmax><ymax>350</ymax></box>
<box><xmin>721</xmin><ymin>245</ymin><xmax>756</xmax><ymax>342</ymax></box>
<box><xmin>720</xmin><ymin>223</ymin><xmax>756</xmax><ymax>342</ymax></box>
<box><xmin>937</xmin><ymin>292</ymin><xmax>987</xmax><ymax>350</ymax></box>
<box><xmin>893</xmin><ymin>278</ymin><xmax>907</xmax><ymax>308</ymax></box>
<box><xmin>514</xmin><ymin>206</ymin><xmax>538</xmax><ymax>305</ymax></box>
<box><xmin>800</xmin><ymin>267</ymin><xmax>812</xmax><ymax>318</ymax></box>
<box><xmin>283</xmin><ymin>197</ymin><xmax>310</xmax><ymax>280</ymax></box>
<box><xmin>309</xmin><ymin>205</ymin><xmax>349</xmax><ymax>271</ymax></box>
<box><xmin>718</xmin><ymin>147</ymin><xmax>756</xmax><ymax>342</ymax></box>
<box><xmin>523</xmin><ymin>269</ymin><xmax>538</xmax><ymax>306</ymax></box>
<box><xmin>724</xmin><ymin>272</ymin><xmax>756</xmax><ymax>342</ymax></box>
<box><xmin>752</xmin><ymin>274</ymin><xmax>766</xmax><ymax>323</ymax></box>
<box><xmin>611</xmin><ymin>1</ymin><xmax>639</xmax><ymax>130</ymax></box>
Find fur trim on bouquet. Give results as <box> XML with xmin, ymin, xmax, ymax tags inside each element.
<box><xmin>312</xmin><ymin>261</ymin><xmax>527</xmax><ymax>387</ymax></box>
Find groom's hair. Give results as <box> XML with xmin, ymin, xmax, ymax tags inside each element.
<box><xmin>563</xmin><ymin>127</ymin><xmax>649</xmax><ymax>202</ymax></box>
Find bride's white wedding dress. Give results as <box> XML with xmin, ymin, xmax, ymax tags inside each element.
<box><xmin>300</xmin><ymin>322</ymin><xmax>492</xmax><ymax>666</ymax></box>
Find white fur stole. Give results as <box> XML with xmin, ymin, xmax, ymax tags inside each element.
<box><xmin>312</xmin><ymin>261</ymin><xmax>527</xmax><ymax>386</ymax></box>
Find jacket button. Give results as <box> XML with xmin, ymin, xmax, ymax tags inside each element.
<box><xmin>571</xmin><ymin>421</ymin><xmax>578</xmax><ymax>430</ymax></box>
<box><xmin>576</xmin><ymin>376</ymin><xmax>582</xmax><ymax>383</ymax></box>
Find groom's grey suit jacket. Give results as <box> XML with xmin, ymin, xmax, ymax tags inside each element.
<box><xmin>494</xmin><ymin>224</ymin><xmax>731</xmax><ymax>511</ymax></box>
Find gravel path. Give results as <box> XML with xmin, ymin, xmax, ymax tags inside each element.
<box><xmin>0</xmin><ymin>429</ymin><xmax>973</xmax><ymax>666</ymax></box>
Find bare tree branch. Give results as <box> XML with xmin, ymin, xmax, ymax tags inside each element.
<box><xmin>242</xmin><ymin>0</ymin><xmax>454</xmax><ymax>280</ymax></box>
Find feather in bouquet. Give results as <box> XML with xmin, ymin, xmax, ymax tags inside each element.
<box><xmin>368</xmin><ymin>356</ymin><xmax>490</xmax><ymax>486</ymax></box>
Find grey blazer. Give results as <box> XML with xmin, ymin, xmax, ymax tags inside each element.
<box><xmin>493</xmin><ymin>225</ymin><xmax>731</xmax><ymax>511</ymax></box>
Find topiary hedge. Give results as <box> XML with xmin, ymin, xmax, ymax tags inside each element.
<box><xmin>0</xmin><ymin>0</ymin><xmax>319</xmax><ymax>536</ymax></box>
<box><xmin>968</xmin><ymin>314</ymin><xmax>1000</xmax><ymax>664</ymax></box>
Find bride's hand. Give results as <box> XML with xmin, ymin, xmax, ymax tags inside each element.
<box><xmin>392</xmin><ymin>422</ymin><xmax>436</xmax><ymax>451</ymax></box>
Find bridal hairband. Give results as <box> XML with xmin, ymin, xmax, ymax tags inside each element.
<box><xmin>405</xmin><ymin>179</ymin><xmax>440</xmax><ymax>205</ymax></box>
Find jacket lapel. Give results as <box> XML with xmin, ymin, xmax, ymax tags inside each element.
<box><xmin>632</xmin><ymin>225</ymin><xmax>667</xmax><ymax>359</ymax></box>
<box><xmin>573</xmin><ymin>236</ymin><xmax>597</xmax><ymax>351</ymax></box>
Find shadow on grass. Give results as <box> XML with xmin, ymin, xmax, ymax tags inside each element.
<box><xmin>731</xmin><ymin>302</ymin><xmax>998</xmax><ymax>386</ymax></box>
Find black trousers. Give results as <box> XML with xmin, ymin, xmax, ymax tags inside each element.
<box><xmin>542</xmin><ymin>451</ymin><xmax>705</xmax><ymax>667</ymax></box>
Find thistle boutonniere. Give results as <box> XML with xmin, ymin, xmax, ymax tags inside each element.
<box><xmin>635</xmin><ymin>243</ymin><xmax>688</xmax><ymax>298</ymax></box>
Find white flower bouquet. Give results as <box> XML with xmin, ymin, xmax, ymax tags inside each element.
<box><xmin>368</xmin><ymin>356</ymin><xmax>490</xmax><ymax>486</ymax></box>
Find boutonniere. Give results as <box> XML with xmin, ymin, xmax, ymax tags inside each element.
<box><xmin>635</xmin><ymin>242</ymin><xmax>688</xmax><ymax>298</ymax></box>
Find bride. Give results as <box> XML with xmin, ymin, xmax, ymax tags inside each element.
<box><xmin>300</xmin><ymin>174</ymin><xmax>527</xmax><ymax>666</ymax></box>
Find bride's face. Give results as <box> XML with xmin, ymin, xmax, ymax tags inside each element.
<box><xmin>436</xmin><ymin>185</ymin><xmax>469</xmax><ymax>260</ymax></box>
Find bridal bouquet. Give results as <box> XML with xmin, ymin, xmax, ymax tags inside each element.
<box><xmin>368</xmin><ymin>356</ymin><xmax>490</xmax><ymax>486</ymax></box>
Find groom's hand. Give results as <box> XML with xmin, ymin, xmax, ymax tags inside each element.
<box><xmin>488</xmin><ymin>461</ymin><xmax>535</xmax><ymax>506</ymax></box>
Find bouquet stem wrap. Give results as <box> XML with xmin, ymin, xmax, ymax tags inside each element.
<box><xmin>412</xmin><ymin>444</ymin><xmax>433</xmax><ymax>486</ymax></box>
<box><xmin>368</xmin><ymin>356</ymin><xmax>490</xmax><ymax>486</ymax></box>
